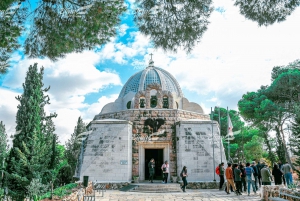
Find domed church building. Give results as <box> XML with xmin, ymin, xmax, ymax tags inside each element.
<box><xmin>78</xmin><ymin>57</ymin><xmax>226</xmax><ymax>183</ymax></box>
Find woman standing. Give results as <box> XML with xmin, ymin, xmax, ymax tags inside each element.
<box><xmin>181</xmin><ymin>166</ymin><xmax>188</xmax><ymax>192</ymax></box>
<box><xmin>161</xmin><ymin>160</ymin><xmax>169</xmax><ymax>183</ymax></box>
<box><xmin>272</xmin><ymin>164</ymin><xmax>283</xmax><ymax>185</ymax></box>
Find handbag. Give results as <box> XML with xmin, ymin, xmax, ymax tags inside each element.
<box><xmin>251</xmin><ymin>173</ymin><xmax>255</xmax><ymax>181</ymax></box>
<box><xmin>163</xmin><ymin>167</ymin><xmax>166</xmax><ymax>171</ymax></box>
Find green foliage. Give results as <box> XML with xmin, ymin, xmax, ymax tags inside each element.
<box><xmin>291</xmin><ymin>112</ymin><xmax>300</xmax><ymax>178</ymax></box>
<box><xmin>134</xmin><ymin>0</ymin><xmax>213</xmax><ymax>53</ymax></box>
<box><xmin>243</xmin><ymin>135</ymin><xmax>264</xmax><ymax>162</ymax></box>
<box><xmin>64</xmin><ymin>116</ymin><xmax>87</xmax><ymax>184</ymax></box>
<box><xmin>39</xmin><ymin>183</ymin><xmax>77</xmax><ymax>200</ymax></box>
<box><xmin>212</xmin><ymin>107</ymin><xmax>244</xmax><ymax>137</ymax></box>
<box><xmin>26</xmin><ymin>178</ymin><xmax>49</xmax><ymax>200</ymax></box>
<box><xmin>234</xmin><ymin>0</ymin><xmax>300</xmax><ymax>26</ymax></box>
<box><xmin>4</xmin><ymin>63</ymin><xmax>57</xmax><ymax>199</ymax></box>
<box><xmin>0</xmin><ymin>121</ymin><xmax>8</xmax><ymax>171</ymax></box>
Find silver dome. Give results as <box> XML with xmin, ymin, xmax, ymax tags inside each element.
<box><xmin>118</xmin><ymin>59</ymin><xmax>183</xmax><ymax>98</ymax></box>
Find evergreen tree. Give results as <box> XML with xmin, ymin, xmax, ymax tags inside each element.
<box><xmin>0</xmin><ymin>121</ymin><xmax>7</xmax><ymax>186</ymax></box>
<box><xmin>64</xmin><ymin>116</ymin><xmax>87</xmax><ymax>183</ymax></box>
<box><xmin>5</xmin><ymin>63</ymin><xmax>57</xmax><ymax>200</ymax></box>
<box><xmin>291</xmin><ymin>111</ymin><xmax>300</xmax><ymax>177</ymax></box>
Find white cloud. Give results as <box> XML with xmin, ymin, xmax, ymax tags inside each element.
<box><xmin>82</xmin><ymin>94</ymin><xmax>119</xmax><ymax>121</ymax></box>
<box><xmin>0</xmin><ymin>88</ymin><xmax>20</xmax><ymax>135</ymax></box>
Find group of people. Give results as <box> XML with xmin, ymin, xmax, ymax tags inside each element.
<box><xmin>218</xmin><ymin>160</ymin><xmax>294</xmax><ymax>196</ymax></box>
<box><xmin>148</xmin><ymin>159</ymin><xmax>188</xmax><ymax>192</ymax></box>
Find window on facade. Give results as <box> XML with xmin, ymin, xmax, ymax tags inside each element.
<box><xmin>126</xmin><ymin>101</ymin><xmax>131</xmax><ymax>109</ymax></box>
<box><xmin>163</xmin><ymin>96</ymin><xmax>169</xmax><ymax>108</ymax></box>
<box><xmin>150</xmin><ymin>96</ymin><xmax>157</xmax><ymax>108</ymax></box>
<box><xmin>140</xmin><ymin>98</ymin><xmax>145</xmax><ymax>108</ymax></box>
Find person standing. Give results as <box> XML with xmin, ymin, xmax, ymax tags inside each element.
<box><xmin>161</xmin><ymin>160</ymin><xmax>169</xmax><ymax>184</ymax></box>
<box><xmin>256</xmin><ymin>161</ymin><xmax>262</xmax><ymax>187</ymax></box>
<box><xmin>233</xmin><ymin>164</ymin><xmax>242</xmax><ymax>195</ymax></box>
<box><xmin>225</xmin><ymin>163</ymin><xmax>238</xmax><ymax>195</ymax></box>
<box><xmin>251</xmin><ymin>161</ymin><xmax>259</xmax><ymax>191</ymax></box>
<box><xmin>148</xmin><ymin>158</ymin><xmax>155</xmax><ymax>183</ymax></box>
<box><xmin>239</xmin><ymin>163</ymin><xmax>247</xmax><ymax>192</ymax></box>
<box><xmin>218</xmin><ymin>162</ymin><xmax>225</xmax><ymax>190</ymax></box>
<box><xmin>282</xmin><ymin>161</ymin><xmax>293</xmax><ymax>186</ymax></box>
<box><xmin>180</xmin><ymin>166</ymin><xmax>188</xmax><ymax>192</ymax></box>
<box><xmin>245</xmin><ymin>162</ymin><xmax>257</xmax><ymax>196</ymax></box>
<box><xmin>261</xmin><ymin>163</ymin><xmax>272</xmax><ymax>185</ymax></box>
<box><xmin>272</xmin><ymin>164</ymin><xmax>283</xmax><ymax>185</ymax></box>
<box><xmin>278</xmin><ymin>161</ymin><xmax>286</xmax><ymax>186</ymax></box>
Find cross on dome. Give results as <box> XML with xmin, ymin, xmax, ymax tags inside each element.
<box><xmin>148</xmin><ymin>53</ymin><xmax>154</xmax><ymax>68</ymax></box>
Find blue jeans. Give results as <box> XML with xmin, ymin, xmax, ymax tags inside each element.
<box><xmin>246</xmin><ymin>176</ymin><xmax>256</xmax><ymax>194</ymax></box>
<box><xmin>285</xmin><ymin>172</ymin><xmax>293</xmax><ymax>186</ymax></box>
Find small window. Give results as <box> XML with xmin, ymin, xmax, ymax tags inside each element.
<box><xmin>140</xmin><ymin>98</ymin><xmax>145</xmax><ymax>108</ymax></box>
<box><xmin>163</xmin><ymin>96</ymin><xmax>169</xmax><ymax>108</ymax></box>
<box><xmin>126</xmin><ymin>101</ymin><xmax>131</xmax><ymax>109</ymax></box>
<box><xmin>150</xmin><ymin>96</ymin><xmax>157</xmax><ymax>108</ymax></box>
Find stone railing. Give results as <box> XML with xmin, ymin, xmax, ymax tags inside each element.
<box><xmin>260</xmin><ymin>185</ymin><xmax>300</xmax><ymax>201</ymax></box>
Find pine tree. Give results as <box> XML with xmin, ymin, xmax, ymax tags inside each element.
<box><xmin>291</xmin><ymin>112</ymin><xmax>300</xmax><ymax>178</ymax></box>
<box><xmin>0</xmin><ymin>121</ymin><xmax>7</xmax><ymax>186</ymax></box>
<box><xmin>5</xmin><ymin>63</ymin><xmax>57</xmax><ymax>200</ymax></box>
<box><xmin>64</xmin><ymin>116</ymin><xmax>87</xmax><ymax>183</ymax></box>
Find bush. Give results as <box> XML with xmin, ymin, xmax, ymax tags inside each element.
<box><xmin>39</xmin><ymin>183</ymin><xmax>78</xmax><ymax>200</ymax></box>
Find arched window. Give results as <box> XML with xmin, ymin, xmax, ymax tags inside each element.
<box><xmin>163</xmin><ymin>96</ymin><xmax>169</xmax><ymax>108</ymax></box>
<box><xmin>126</xmin><ymin>101</ymin><xmax>131</xmax><ymax>109</ymax></box>
<box><xmin>150</xmin><ymin>96</ymin><xmax>157</xmax><ymax>108</ymax></box>
<box><xmin>140</xmin><ymin>98</ymin><xmax>145</xmax><ymax>108</ymax></box>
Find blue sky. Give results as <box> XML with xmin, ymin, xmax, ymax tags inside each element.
<box><xmin>1</xmin><ymin>0</ymin><xmax>300</xmax><ymax>144</ymax></box>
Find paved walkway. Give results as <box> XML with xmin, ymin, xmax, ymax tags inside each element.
<box><xmin>96</xmin><ymin>189</ymin><xmax>261</xmax><ymax>201</ymax></box>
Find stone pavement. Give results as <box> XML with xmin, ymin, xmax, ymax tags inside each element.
<box><xmin>96</xmin><ymin>189</ymin><xmax>261</xmax><ymax>201</ymax></box>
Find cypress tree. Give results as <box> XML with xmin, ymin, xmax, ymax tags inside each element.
<box><xmin>5</xmin><ymin>63</ymin><xmax>57</xmax><ymax>200</ymax></box>
<box><xmin>0</xmin><ymin>121</ymin><xmax>7</xmax><ymax>187</ymax></box>
<box><xmin>65</xmin><ymin>116</ymin><xmax>87</xmax><ymax>183</ymax></box>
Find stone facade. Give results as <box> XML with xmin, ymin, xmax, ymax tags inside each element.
<box><xmin>80</xmin><ymin>120</ymin><xmax>132</xmax><ymax>182</ymax></box>
<box><xmin>176</xmin><ymin>120</ymin><xmax>227</xmax><ymax>181</ymax></box>
<box><xmin>92</xmin><ymin>109</ymin><xmax>210</xmax><ymax>179</ymax></box>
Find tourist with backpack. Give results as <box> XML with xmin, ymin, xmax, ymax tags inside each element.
<box><xmin>216</xmin><ymin>162</ymin><xmax>225</xmax><ymax>190</ymax></box>
<box><xmin>180</xmin><ymin>166</ymin><xmax>188</xmax><ymax>192</ymax></box>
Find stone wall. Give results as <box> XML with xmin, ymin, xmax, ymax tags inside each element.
<box><xmin>176</xmin><ymin>120</ymin><xmax>227</xmax><ymax>181</ymax></box>
<box><xmin>92</xmin><ymin>109</ymin><xmax>210</xmax><ymax>178</ymax></box>
<box><xmin>80</xmin><ymin>120</ymin><xmax>132</xmax><ymax>182</ymax></box>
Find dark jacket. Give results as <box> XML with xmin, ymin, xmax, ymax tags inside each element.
<box><xmin>251</xmin><ymin>165</ymin><xmax>259</xmax><ymax>176</ymax></box>
<box><xmin>272</xmin><ymin>168</ymin><xmax>283</xmax><ymax>184</ymax></box>
<box><xmin>234</xmin><ymin>168</ymin><xmax>241</xmax><ymax>181</ymax></box>
<box><xmin>148</xmin><ymin>161</ymin><xmax>155</xmax><ymax>173</ymax></box>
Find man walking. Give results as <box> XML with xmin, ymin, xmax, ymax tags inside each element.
<box><xmin>251</xmin><ymin>161</ymin><xmax>259</xmax><ymax>191</ymax></box>
<box><xmin>261</xmin><ymin>163</ymin><xmax>272</xmax><ymax>185</ymax></box>
<box><xmin>225</xmin><ymin>163</ymin><xmax>238</xmax><ymax>195</ymax></box>
<box><xmin>148</xmin><ymin>158</ymin><xmax>155</xmax><ymax>183</ymax></box>
<box><xmin>218</xmin><ymin>162</ymin><xmax>225</xmax><ymax>190</ymax></box>
<box><xmin>282</xmin><ymin>161</ymin><xmax>293</xmax><ymax>186</ymax></box>
<box><xmin>234</xmin><ymin>164</ymin><xmax>242</xmax><ymax>195</ymax></box>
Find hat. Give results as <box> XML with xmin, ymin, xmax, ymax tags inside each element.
<box><xmin>252</xmin><ymin>161</ymin><xmax>256</xmax><ymax>165</ymax></box>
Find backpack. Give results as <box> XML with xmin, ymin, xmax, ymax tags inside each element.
<box><xmin>180</xmin><ymin>171</ymin><xmax>183</xmax><ymax>177</ymax></box>
<box><xmin>216</xmin><ymin>166</ymin><xmax>220</xmax><ymax>175</ymax></box>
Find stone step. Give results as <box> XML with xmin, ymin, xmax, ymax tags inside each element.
<box><xmin>130</xmin><ymin>183</ymin><xmax>182</xmax><ymax>193</ymax></box>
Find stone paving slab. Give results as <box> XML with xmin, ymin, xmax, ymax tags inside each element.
<box><xmin>95</xmin><ymin>189</ymin><xmax>261</xmax><ymax>201</ymax></box>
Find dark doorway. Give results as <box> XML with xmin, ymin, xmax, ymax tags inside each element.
<box><xmin>145</xmin><ymin>149</ymin><xmax>164</xmax><ymax>180</ymax></box>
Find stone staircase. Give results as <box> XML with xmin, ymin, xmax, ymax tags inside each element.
<box><xmin>130</xmin><ymin>182</ymin><xmax>182</xmax><ymax>193</ymax></box>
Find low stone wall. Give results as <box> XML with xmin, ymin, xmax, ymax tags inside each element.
<box><xmin>260</xmin><ymin>185</ymin><xmax>300</xmax><ymax>201</ymax></box>
<box><xmin>178</xmin><ymin>181</ymin><xmax>220</xmax><ymax>189</ymax></box>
